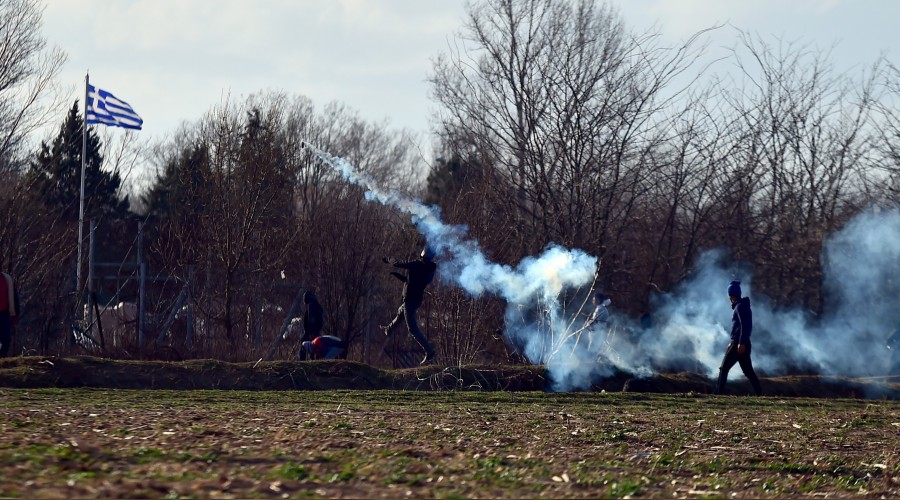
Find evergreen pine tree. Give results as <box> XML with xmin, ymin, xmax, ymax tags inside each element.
<box><xmin>26</xmin><ymin>101</ymin><xmax>130</xmax><ymax>222</ymax></box>
<box><xmin>142</xmin><ymin>143</ymin><xmax>211</xmax><ymax>223</ymax></box>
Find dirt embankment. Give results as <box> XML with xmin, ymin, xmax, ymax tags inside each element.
<box><xmin>1</xmin><ymin>356</ymin><xmax>898</xmax><ymax>398</ymax></box>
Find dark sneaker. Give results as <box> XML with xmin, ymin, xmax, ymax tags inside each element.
<box><xmin>420</xmin><ymin>351</ymin><xmax>436</xmax><ymax>365</ymax></box>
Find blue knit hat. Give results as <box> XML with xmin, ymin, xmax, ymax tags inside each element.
<box><xmin>727</xmin><ymin>280</ymin><xmax>742</xmax><ymax>297</ymax></box>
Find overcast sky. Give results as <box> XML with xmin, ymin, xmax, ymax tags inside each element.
<box><xmin>41</xmin><ymin>0</ymin><xmax>900</xmax><ymax>154</ymax></box>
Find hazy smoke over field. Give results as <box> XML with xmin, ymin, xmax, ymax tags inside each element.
<box><xmin>311</xmin><ymin>146</ymin><xmax>900</xmax><ymax>390</ymax></box>
<box><xmin>614</xmin><ymin>208</ymin><xmax>900</xmax><ymax>385</ymax></box>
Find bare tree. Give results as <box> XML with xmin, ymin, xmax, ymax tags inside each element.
<box><xmin>0</xmin><ymin>0</ymin><xmax>68</xmax><ymax>355</ymax></box>
<box><xmin>709</xmin><ymin>32</ymin><xmax>881</xmax><ymax>309</ymax></box>
<box><xmin>429</xmin><ymin>0</ymin><xmax>713</xmax><ymax>313</ymax></box>
<box><xmin>0</xmin><ymin>0</ymin><xmax>66</xmax><ymax>170</ymax></box>
<box><xmin>871</xmin><ymin>61</ymin><xmax>900</xmax><ymax>206</ymax></box>
<box><xmin>139</xmin><ymin>91</ymin><xmax>426</xmax><ymax>362</ymax></box>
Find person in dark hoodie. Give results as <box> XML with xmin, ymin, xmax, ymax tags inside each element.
<box><xmin>886</xmin><ymin>329</ymin><xmax>900</xmax><ymax>374</ymax></box>
<box><xmin>583</xmin><ymin>292</ymin><xmax>611</xmax><ymax>331</ymax></box>
<box><xmin>714</xmin><ymin>280</ymin><xmax>763</xmax><ymax>396</ymax></box>
<box><xmin>0</xmin><ymin>270</ymin><xmax>19</xmax><ymax>358</ymax></box>
<box><xmin>298</xmin><ymin>291</ymin><xmax>324</xmax><ymax>361</ymax></box>
<box><xmin>381</xmin><ymin>245</ymin><xmax>437</xmax><ymax>365</ymax></box>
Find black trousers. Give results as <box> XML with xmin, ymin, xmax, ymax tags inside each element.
<box><xmin>715</xmin><ymin>342</ymin><xmax>762</xmax><ymax>395</ymax></box>
<box><xmin>386</xmin><ymin>302</ymin><xmax>434</xmax><ymax>356</ymax></box>
<box><xmin>0</xmin><ymin>313</ymin><xmax>12</xmax><ymax>357</ymax></box>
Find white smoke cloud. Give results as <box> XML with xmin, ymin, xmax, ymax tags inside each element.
<box><xmin>310</xmin><ymin>145</ymin><xmax>900</xmax><ymax>390</ymax></box>
<box><xmin>611</xmin><ymin>208</ymin><xmax>900</xmax><ymax>386</ymax></box>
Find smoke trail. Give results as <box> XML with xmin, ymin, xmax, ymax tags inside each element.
<box><xmin>308</xmin><ymin>144</ymin><xmax>900</xmax><ymax>389</ymax></box>
<box><xmin>306</xmin><ymin>145</ymin><xmax>601</xmax><ymax>389</ymax></box>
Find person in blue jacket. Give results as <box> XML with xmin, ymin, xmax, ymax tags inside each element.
<box><xmin>714</xmin><ymin>280</ymin><xmax>762</xmax><ymax>396</ymax></box>
<box><xmin>302</xmin><ymin>335</ymin><xmax>348</xmax><ymax>360</ymax></box>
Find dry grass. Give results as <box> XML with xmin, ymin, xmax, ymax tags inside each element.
<box><xmin>1</xmin><ymin>389</ymin><xmax>898</xmax><ymax>498</ymax></box>
<box><xmin>1</xmin><ymin>357</ymin><xmax>899</xmax><ymax>498</ymax></box>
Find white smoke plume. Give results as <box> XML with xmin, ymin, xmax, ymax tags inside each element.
<box><xmin>308</xmin><ymin>146</ymin><xmax>598</xmax><ymax>388</ymax></box>
<box><xmin>309</xmin><ymin>145</ymin><xmax>900</xmax><ymax>390</ymax></box>
<box><xmin>635</xmin><ymin>208</ymin><xmax>900</xmax><ymax>384</ymax></box>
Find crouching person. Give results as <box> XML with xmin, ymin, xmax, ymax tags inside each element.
<box><xmin>301</xmin><ymin>335</ymin><xmax>348</xmax><ymax>360</ymax></box>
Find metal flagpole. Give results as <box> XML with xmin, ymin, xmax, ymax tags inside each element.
<box><xmin>77</xmin><ymin>73</ymin><xmax>88</xmax><ymax>298</ymax></box>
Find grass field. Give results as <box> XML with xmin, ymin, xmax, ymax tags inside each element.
<box><xmin>2</xmin><ymin>388</ymin><xmax>899</xmax><ymax>498</ymax></box>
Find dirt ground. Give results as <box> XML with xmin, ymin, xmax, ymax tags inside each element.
<box><xmin>1</xmin><ymin>357</ymin><xmax>900</xmax><ymax>498</ymax></box>
<box><xmin>2</xmin><ymin>388</ymin><xmax>899</xmax><ymax>498</ymax></box>
<box><xmin>2</xmin><ymin>355</ymin><xmax>899</xmax><ymax>397</ymax></box>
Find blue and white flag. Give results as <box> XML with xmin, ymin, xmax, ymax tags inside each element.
<box><xmin>86</xmin><ymin>84</ymin><xmax>143</xmax><ymax>130</ymax></box>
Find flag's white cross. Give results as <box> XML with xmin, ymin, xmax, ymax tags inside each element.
<box><xmin>86</xmin><ymin>84</ymin><xmax>143</xmax><ymax>130</ymax></box>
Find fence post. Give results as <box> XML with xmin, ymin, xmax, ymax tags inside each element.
<box><xmin>139</xmin><ymin>263</ymin><xmax>146</xmax><ymax>350</ymax></box>
<box><xmin>137</xmin><ymin>221</ymin><xmax>144</xmax><ymax>352</ymax></box>
<box><xmin>87</xmin><ymin>220</ymin><xmax>96</xmax><ymax>331</ymax></box>
<box><xmin>186</xmin><ymin>266</ymin><xmax>194</xmax><ymax>351</ymax></box>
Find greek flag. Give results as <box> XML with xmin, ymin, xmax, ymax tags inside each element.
<box><xmin>86</xmin><ymin>84</ymin><xmax>143</xmax><ymax>130</ymax></box>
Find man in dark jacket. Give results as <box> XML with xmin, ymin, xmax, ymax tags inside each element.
<box><xmin>887</xmin><ymin>329</ymin><xmax>900</xmax><ymax>374</ymax></box>
<box><xmin>298</xmin><ymin>291</ymin><xmax>324</xmax><ymax>361</ymax></box>
<box><xmin>583</xmin><ymin>292</ymin><xmax>611</xmax><ymax>330</ymax></box>
<box><xmin>714</xmin><ymin>280</ymin><xmax>762</xmax><ymax>396</ymax></box>
<box><xmin>0</xmin><ymin>271</ymin><xmax>19</xmax><ymax>358</ymax></box>
<box><xmin>382</xmin><ymin>246</ymin><xmax>437</xmax><ymax>365</ymax></box>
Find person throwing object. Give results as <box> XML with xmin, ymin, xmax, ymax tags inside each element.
<box><xmin>382</xmin><ymin>245</ymin><xmax>437</xmax><ymax>365</ymax></box>
<box><xmin>714</xmin><ymin>280</ymin><xmax>762</xmax><ymax>396</ymax></box>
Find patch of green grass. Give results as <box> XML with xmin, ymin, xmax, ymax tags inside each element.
<box><xmin>162</xmin><ymin>489</ymin><xmax>197</xmax><ymax>500</ymax></box>
<box><xmin>274</xmin><ymin>462</ymin><xmax>310</xmax><ymax>481</ymax></box>
<box><xmin>198</xmin><ymin>450</ymin><xmax>220</xmax><ymax>463</ymax></box>
<box><xmin>472</xmin><ymin>455</ymin><xmax>521</xmax><ymax>485</ymax></box>
<box><xmin>764</xmin><ymin>461</ymin><xmax>816</xmax><ymax>474</ymax></box>
<box><xmin>330</xmin><ymin>466</ymin><xmax>356</xmax><ymax>482</ymax></box>
<box><xmin>797</xmin><ymin>475</ymin><xmax>830</xmax><ymax>493</ymax></box>
<box><xmin>473</xmin><ymin>455</ymin><xmax>504</xmax><ymax>471</ymax></box>
<box><xmin>832</xmin><ymin>474</ymin><xmax>867</xmax><ymax>491</ymax></box>
<box><xmin>332</xmin><ymin>421</ymin><xmax>352</xmax><ymax>431</ymax></box>
<box><xmin>654</xmin><ymin>453</ymin><xmax>677</xmax><ymax>467</ymax></box>
<box><xmin>133</xmin><ymin>447</ymin><xmax>166</xmax><ymax>464</ymax></box>
<box><xmin>606</xmin><ymin>476</ymin><xmax>644</xmax><ymax>498</ymax></box>
<box><xmin>761</xmin><ymin>478</ymin><xmax>779</xmax><ymax>493</ymax></box>
<box><xmin>15</xmin><ymin>443</ymin><xmax>93</xmax><ymax>465</ymax></box>
<box><xmin>383</xmin><ymin>456</ymin><xmax>413</xmax><ymax>485</ymax></box>
<box><xmin>848</xmin><ymin>416</ymin><xmax>882</xmax><ymax>428</ymax></box>
<box><xmin>147</xmin><ymin>469</ymin><xmax>201</xmax><ymax>482</ymax></box>
<box><xmin>694</xmin><ymin>456</ymin><xmax>728</xmax><ymax>474</ymax></box>
<box><xmin>590</xmin><ymin>429</ymin><xmax>629</xmax><ymax>442</ymax></box>
<box><xmin>66</xmin><ymin>471</ymin><xmax>98</xmax><ymax>482</ymax></box>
